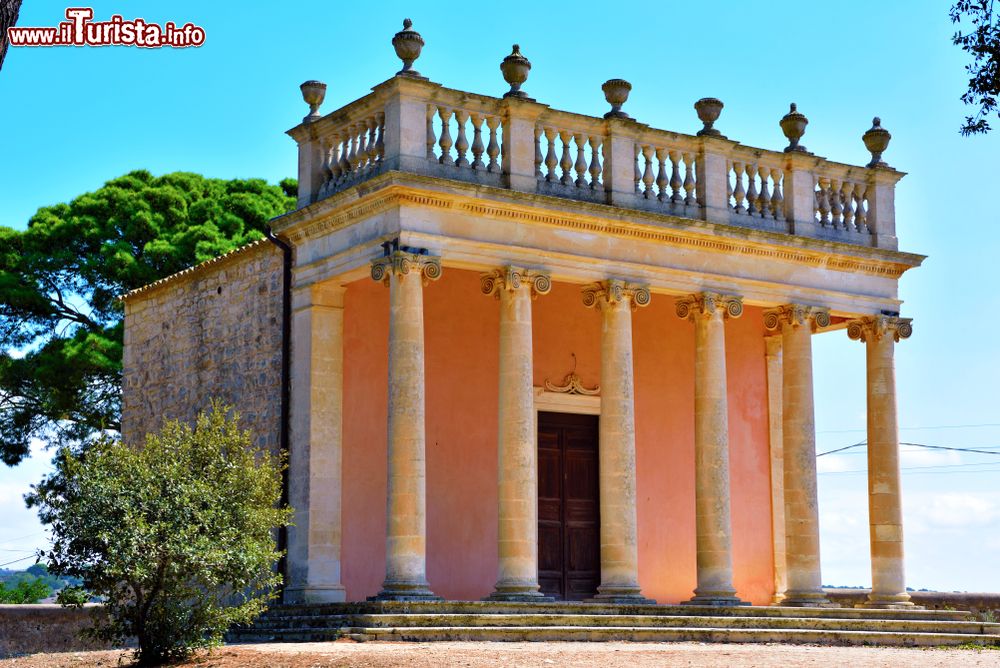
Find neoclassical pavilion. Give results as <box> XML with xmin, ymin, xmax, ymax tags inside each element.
<box><xmin>122</xmin><ymin>22</ymin><xmax>923</xmax><ymax>610</ymax></box>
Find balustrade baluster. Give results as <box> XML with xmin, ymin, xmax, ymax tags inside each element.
<box><xmin>854</xmin><ymin>183</ymin><xmax>868</xmax><ymax>232</ymax></box>
<box><xmin>355</xmin><ymin>123</ymin><xmax>369</xmax><ymax>175</ymax></box>
<box><xmin>817</xmin><ymin>178</ymin><xmax>832</xmax><ymax>226</ymax></box>
<box><xmin>830</xmin><ymin>178</ymin><xmax>843</xmax><ymax>229</ymax></box>
<box><xmin>438</xmin><ymin>107</ymin><xmax>454</xmax><ymax>166</ymax></box>
<box><xmin>656</xmin><ymin>148</ymin><xmax>669</xmax><ymax>202</ymax></box>
<box><xmin>487</xmin><ymin>117</ymin><xmax>501</xmax><ymax>173</ymax></box>
<box><xmin>634</xmin><ymin>144</ymin><xmax>642</xmax><ymax>194</ymax></box>
<box><xmin>533</xmin><ymin>126</ymin><xmax>543</xmax><ymax>180</ymax></box>
<box><xmin>338</xmin><ymin>134</ymin><xmax>350</xmax><ymax>184</ymax></box>
<box><xmin>841</xmin><ymin>181</ymin><xmax>855</xmax><ymax>231</ymax></box>
<box><xmin>559</xmin><ymin>130</ymin><xmax>574</xmax><ymax>186</ymax></box>
<box><xmin>346</xmin><ymin>125</ymin><xmax>358</xmax><ymax>180</ymax></box>
<box><xmin>454</xmin><ymin>110</ymin><xmax>470</xmax><ymax>167</ymax></box>
<box><xmin>426</xmin><ymin>105</ymin><xmax>437</xmax><ymax>161</ymax></box>
<box><xmin>588</xmin><ymin>136</ymin><xmax>602</xmax><ymax>190</ymax></box>
<box><xmin>669</xmin><ymin>150</ymin><xmax>683</xmax><ymax>204</ymax></box>
<box><xmin>375</xmin><ymin>112</ymin><xmax>385</xmax><ymax>165</ymax></box>
<box><xmin>758</xmin><ymin>166</ymin><xmax>771</xmax><ymax>219</ymax></box>
<box><xmin>769</xmin><ymin>167</ymin><xmax>783</xmax><ymax>220</ymax></box>
<box><xmin>469</xmin><ymin>113</ymin><xmax>485</xmax><ymax>170</ymax></box>
<box><xmin>732</xmin><ymin>161</ymin><xmax>746</xmax><ymax>214</ymax></box>
<box><xmin>641</xmin><ymin>145</ymin><xmax>655</xmax><ymax>199</ymax></box>
<box><xmin>329</xmin><ymin>133</ymin><xmax>343</xmax><ymax>186</ymax></box>
<box><xmin>366</xmin><ymin>117</ymin><xmax>378</xmax><ymax>172</ymax></box>
<box><xmin>574</xmin><ymin>134</ymin><xmax>588</xmax><ymax>188</ymax></box>
<box><xmin>544</xmin><ymin>127</ymin><xmax>558</xmax><ymax>182</ymax></box>
<box><xmin>745</xmin><ymin>163</ymin><xmax>758</xmax><ymax>216</ymax></box>
<box><xmin>683</xmin><ymin>153</ymin><xmax>696</xmax><ymax>206</ymax></box>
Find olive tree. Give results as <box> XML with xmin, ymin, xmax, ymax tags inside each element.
<box><xmin>27</xmin><ymin>403</ymin><xmax>292</xmax><ymax>666</ymax></box>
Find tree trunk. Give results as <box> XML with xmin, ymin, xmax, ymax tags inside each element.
<box><xmin>0</xmin><ymin>0</ymin><xmax>23</xmax><ymax>71</ymax></box>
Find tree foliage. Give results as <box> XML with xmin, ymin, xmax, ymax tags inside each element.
<box><xmin>951</xmin><ymin>0</ymin><xmax>1000</xmax><ymax>134</ymax></box>
<box><xmin>0</xmin><ymin>577</ymin><xmax>51</xmax><ymax>604</ymax></box>
<box><xmin>0</xmin><ymin>171</ymin><xmax>296</xmax><ymax>465</ymax></box>
<box><xmin>27</xmin><ymin>404</ymin><xmax>292</xmax><ymax>666</ymax></box>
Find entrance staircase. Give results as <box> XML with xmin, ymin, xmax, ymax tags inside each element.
<box><xmin>229</xmin><ymin>601</ymin><xmax>1000</xmax><ymax>647</ymax></box>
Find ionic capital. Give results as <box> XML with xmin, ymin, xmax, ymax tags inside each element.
<box><xmin>370</xmin><ymin>251</ymin><xmax>442</xmax><ymax>286</ymax></box>
<box><xmin>763</xmin><ymin>304</ymin><xmax>830</xmax><ymax>332</ymax></box>
<box><xmin>847</xmin><ymin>315</ymin><xmax>913</xmax><ymax>343</ymax></box>
<box><xmin>675</xmin><ymin>292</ymin><xmax>743</xmax><ymax>322</ymax></box>
<box><xmin>581</xmin><ymin>279</ymin><xmax>651</xmax><ymax>311</ymax></box>
<box><xmin>480</xmin><ymin>266</ymin><xmax>551</xmax><ymax>299</ymax></box>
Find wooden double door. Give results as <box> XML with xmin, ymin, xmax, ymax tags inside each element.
<box><xmin>537</xmin><ymin>411</ymin><xmax>600</xmax><ymax>601</ymax></box>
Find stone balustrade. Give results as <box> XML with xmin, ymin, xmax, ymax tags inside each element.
<box><xmin>288</xmin><ymin>22</ymin><xmax>902</xmax><ymax>250</ymax></box>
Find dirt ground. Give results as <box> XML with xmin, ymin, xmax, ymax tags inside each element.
<box><xmin>3</xmin><ymin>641</ymin><xmax>1000</xmax><ymax>668</ymax></box>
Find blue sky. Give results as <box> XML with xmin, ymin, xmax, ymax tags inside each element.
<box><xmin>2</xmin><ymin>1</ymin><xmax>999</xmax><ymax>592</ymax></box>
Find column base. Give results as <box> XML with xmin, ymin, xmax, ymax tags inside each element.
<box><xmin>485</xmin><ymin>589</ymin><xmax>555</xmax><ymax>603</ymax></box>
<box><xmin>369</xmin><ymin>581</ymin><xmax>442</xmax><ymax>602</ymax></box>
<box><xmin>859</xmin><ymin>593</ymin><xmax>920</xmax><ymax>609</ymax></box>
<box><xmin>283</xmin><ymin>584</ymin><xmax>347</xmax><ymax>604</ymax></box>
<box><xmin>588</xmin><ymin>586</ymin><xmax>656</xmax><ymax>605</ymax></box>
<box><xmin>483</xmin><ymin>583</ymin><xmax>555</xmax><ymax>603</ymax></box>
<box><xmin>682</xmin><ymin>595</ymin><xmax>750</xmax><ymax>607</ymax></box>
<box><xmin>780</xmin><ymin>590</ymin><xmax>833</xmax><ymax>607</ymax></box>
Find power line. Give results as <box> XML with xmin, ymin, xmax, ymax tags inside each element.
<box><xmin>0</xmin><ymin>554</ymin><xmax>38</xmax><ymax>569</ymax></box>
<box><xmin>817</xmin><ymin>441</ymin><xmax>1000</xmax><ymax>457</ymax></box>
<box><xmin>818</xmin><ymin>422</ymin><xmax>1000</xmax><ymax>434</ymax></box>
<box><xmin>821</xmin><ymin>460</ymin><xmax>1000</xmax><ymax>474</ymax></box>
<box><xmin>821</xmin><ymin>467</ymin><xmax>1000</xmax><ymax>476</ymax></box>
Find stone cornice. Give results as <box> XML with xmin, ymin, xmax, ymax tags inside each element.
<box><xmin>675</xmin><ymin>293</ymin><xmax>743</xmax><ymax>322</ymax></box>
<box><xmin>271</xmin><ymin>172</ymin><xmax>923</xmax><ymax>281</ymax></box>
<box><xmin>847</xmin><ymin>315</ymin><xmax>913</xmax><ymax>343</ymax></box>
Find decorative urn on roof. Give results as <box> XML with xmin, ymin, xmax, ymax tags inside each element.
<box><xmin>779</xmin><ymin>103</ymin><xmax>809</xmax><ymax>153</ymax></box>
<box><xmin>500</xmin><ymin>44</ymin><xmax>532</xmax><ymax>99</ymax></box>
<box><xmin>862</xmin><ymin>117</ymin><xmax>892</xmax><ymax>168</ymax></box>
<box><xmin>694</xmin><ymin>97</ymin><xmax>725</xmax><ymax>137</ymax></box>
<box><xmin>299</xmin><ymin>80</ymin><xmax>327</xmax><ymax>123</ymax></box>
<box><xmin>602</xmin><ymin>79</ymin><xmax>632</xmax><ymax>119</ymax></box>
<box><xmin>391</xmin><ymin>19</ymin><xmax>425</xmax><ymax>78</ymax></box>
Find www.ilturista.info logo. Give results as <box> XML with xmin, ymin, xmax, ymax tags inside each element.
<box><xmin>7</xmin><ymin>8</ymin><xmax>205</xmax><ymax>48</ymax></box>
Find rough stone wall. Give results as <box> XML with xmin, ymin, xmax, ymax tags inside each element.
<box><xmin>122</xmin><ymin>241</ymin><xmax>284</xmax><ymax>456</ymax></box>
<box><xmin>0</xmin><ymin>605</ymin><xmax>116</xmax><ymax>657</ymax></box>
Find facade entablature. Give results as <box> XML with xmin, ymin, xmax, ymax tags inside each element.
<box><xmin>272</xmin><ymin>172</ymin><xmax>923</xmax><ymax>317</ymax></box>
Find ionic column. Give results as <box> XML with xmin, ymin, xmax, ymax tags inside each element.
<box><xmin>765</xmin><ymin>336</ymin><xmax>788</xmax><ymax>605</ymax></box>
<box><xmin>370</xmin><ymin>250</ymin><xmax>442</xmax><ymax>601</ymax></box>
<box><xmin>676</xmin><ymin>293</ymin><xmax>746</xmax><ymax>606</ymax></box>
<box><xmin>764</xmin><ymin>304</ymin><xmax>831</xmax><ymax>607</ymax></box>
<box><xmin>582</xmin><ymin>279</ymin><xmax>654</xmax><ymax>604</ymax></box>
<box><xmin>285</xmin><ymin>283</ymin><xmax>347</xmax><ymax>604</ymax></box>
<box><xmin>482</xmin><ymin>267</ymin><xmax>553</xmax><ymax>601</ymax></box>
<box><xmin>848</xmin><ymin>315</ymin><xmax>915</xmax><ymax>608</ymax></box>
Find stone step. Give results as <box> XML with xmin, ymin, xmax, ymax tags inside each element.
<box><xmin>250</xmin><ymin>612</ymin><xmax>1000</xmax><ymax>636</ymax></box>
<box><xmin>265</xmin><ymin>601</ymin><xmax>975</xmax><ymax>623</ymax></box>
<box><xmin>229</xmin><ymin>624</ymin><xmax>1000</xmax><ymax>647</ymax></box>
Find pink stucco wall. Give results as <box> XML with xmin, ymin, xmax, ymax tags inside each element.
<box><xmin>341</xmin><ymin>269</ymin><xmax>774</xmax><ymax>604</ymax></box>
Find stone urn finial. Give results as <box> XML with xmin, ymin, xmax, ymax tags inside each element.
<box><xmin>602</xmin><ymin>79</ymin><xmax>632</xmax><ymax>119</ymax></box>
<box><xmin>392</xmin><ymin>18</ymin><xmax>425</xmax><ymax>78</ymax></box>
<box><xmin>299</xmin><ymin>80</ymin><xmax>327</xmax><ymax>123</ymax></box>
<box><xmin>862</xmin><ymin>117</ymin><xmax>891</xmax><ymax>168</ymax></box>
<box><xmin>694</xmin><ymin>97</ymin><xmax>724</xmax><ymax>137</ymax></box>
<box><xmin>780</xmin><ymin>103</ymin><xmax>809</xmax><ymax>153</ymax></box>
<box><xmin>500</xmin><ymin>44</ymin><xmax>532</xmax><ymax>99</ymax></box>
